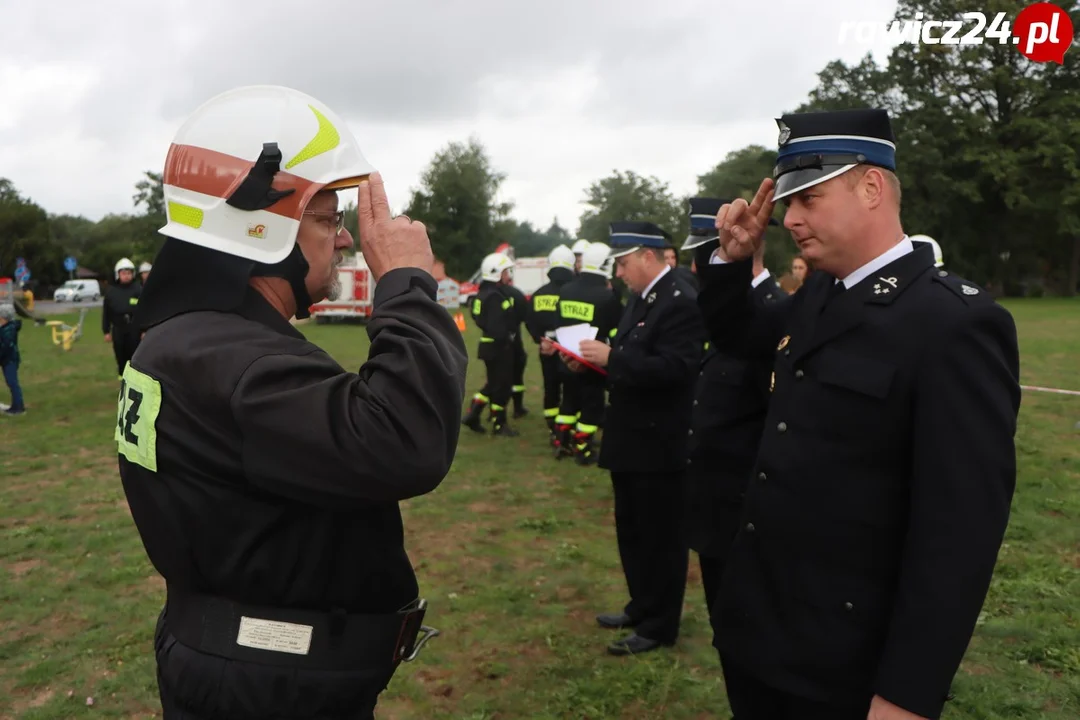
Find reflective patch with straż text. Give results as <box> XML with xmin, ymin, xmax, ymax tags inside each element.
<box><xmin>116</xmin><ymin>365</ymin><xmax>162</xmax><ymax>472</ymax></box>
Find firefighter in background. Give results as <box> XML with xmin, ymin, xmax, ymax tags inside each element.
<box><xmin>552</xmin><ymin>242</ymin><xmax>623</xmax><ymax>465</ymax></box>
<box><xmin>571</xmin><ymin>239</ymin><xmax>590</xmax><ymax>274</ymax></box>
<box><xmin>526</xmin><ymin>244</ymin><xmax>576</xmax><ymax>444</ymax></box>
<box><xmin>502</xmin><ymin>270</ymin><xmax>531</xmax><ymax>419</ymax></box>
<box><xmin>103</xmin><ymin>257</ymin><xmax>142</xmax><ymax>379</ymax></box>
<box><xmin>461</xmin><ymin>252</ymin><xmax>520</xmax><ymax>437</ymax></box>
<box><xmin>139</xmin><ymin>261</ymin><xmax>153</xmax><ymax>287</ymax></box>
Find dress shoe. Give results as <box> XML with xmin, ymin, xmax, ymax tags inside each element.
<box><xmin>606</xmin><ymin>633</ymin><xmax>668</xmax><ymax>656</ymax></box>
<box><xmin>596</xmin><ymin>612</ymin><xmax>635</xmax><ymax>629</ymax></box>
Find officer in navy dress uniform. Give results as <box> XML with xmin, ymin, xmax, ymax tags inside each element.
<box><xmin>681</xmin><ymin>197</ymin><xmax>787</xmax><ymax>624</ymax></box>
<box><xmin>577</xmin><ymin>221</ymin><xmax>706</xmax><ymax>656</ymax></box>
<box><xmin>702</xmin><ymin>109</ymin><xmax>1021</xmax><ymax>720</ymax></box>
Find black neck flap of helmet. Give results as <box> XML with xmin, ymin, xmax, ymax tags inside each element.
<box><xmin>226</xmin><ymin>142</ymin><xmax>314</xmax><ymax>320</ymax></box>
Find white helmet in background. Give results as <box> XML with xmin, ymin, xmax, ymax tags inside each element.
<box><xmin>139</xmin><ymin>262</ymin><xmax>153</xmax><ymax>274</ymax></box>
<box><xmin>580</xmin><ymin>242</ymin><xmax>614</xmax><ymax>279</ymax></box>
<box><xmin>571</xmin><ymin>239</ymin><xmax>590</xmax><ymax>255</ymax></box>
<box><xmin>158</xmin><ymin>85</ymin><xmax>376</xmax><ymax>265</ymax></box>
<box><xmin>480</xmin><ymin>252</ymin><xmax>514</xmax><ymax>282</ymax></box>
<box><xmin>910</xmin><ymin>234</ymin><xmax>944</xmax><ymax>267</ymax></box>
<box><xmin>115</xmin><ymin>257</ymin><xmax>136</xmax><ymax>280</ymax></box>
<box><xmin>547</xmin><ymin>244</ymin><xmax>575</xmax><ymax>271</ymax></box>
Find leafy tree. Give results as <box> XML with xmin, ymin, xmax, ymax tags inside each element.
<box><xmin>576</xmin><ymin>170</ymin><xmax>684</xmax><ymax>247</ymax></box>
<box><xmin>403</xmin><ymin>137</ymin><xmax>513</xmax><ymax>279</ymax></box>
<box><xmin>0</xmin><ymin>178</ymin><xmax>65</xmax><ymax>287</ymax></box>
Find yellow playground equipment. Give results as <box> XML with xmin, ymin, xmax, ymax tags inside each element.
<box><xmin>46</xmin><ymin>308</ymin><xmax>89</xmax><ymax>351</ymax></box>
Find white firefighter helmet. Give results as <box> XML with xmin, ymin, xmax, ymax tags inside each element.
<box><xmin>547</xmin><ymin>244</ymin><xmax>575</xmax><ymax>271</ymax></box>
<box><xmin>571</xmin><ymin>239</ymin><xmax>590</xmax><ymax>255</ymax></box>
<box><xmin>480</xmin><ymin>252</ymin><xmax>514</xmax><ymax>282</ymax></box>
<box><xmin>580</xmin><ymin>242</ymin><xmax>614</xmax><ymax>278</ymax></box>
<box><xmin>139</xmin><ymin>261</ymin><xmax>153</xmax><ymax>274</ymax></box>
<box><xmin>158</xmin><ymin>85</ymin><xmax>376</xmax><ymax>265</ymax></box>
<box><xmin>910</xmin><ymin>234</ymin><xmax>944</xmax><ymax>267</ymax></box>
<box><xmin>115</xmin><ymin>257</ymin><xmax>136</xmax><ymax>279</ymax></box>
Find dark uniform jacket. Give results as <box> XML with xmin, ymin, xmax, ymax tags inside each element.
<box><xmin>673</xmin><ymin>265</ymin><xmax>699</xmax><ymax>292</ymax></box>
<box><xmin>685</xmin><ymin>262</ymin><xmax>788</xmax><ymax>555</ymax></box>
<box><xmin>116</xmin><ymin>269</ymin><xmax>468</xmax><ymax>715</ymax></box>
<box><xmin>470</xmin><ymin>281</ymin><xmax>516</xmax><ymax>361</ymax></box>
<box><xmin>525</xmin><ymin>269</ymin><xmax>574</xmax><ymax>344</ymax></box>
<box><xmin>503</xmin><ymin>283</ymin><xmax>529</xmax><ymax>339</ymax></box>
<box><xmin>703</xmin><ymin>244</ymin><xmax>1021</xmax><ymax>720</ymax></box>
<box><xmin>103</xmin><ymin>281</ymin><xmax>141</xmax><ymax>335</ymax></box>
<box><xmin>598</xmin><ymin>269</ymin><xmax>706</xmax><ymax>474</ymax></box>
<box><xmin>554</xmin><ymin>273</ymin><xmax>624</xmax><ymax>344</ymax></box>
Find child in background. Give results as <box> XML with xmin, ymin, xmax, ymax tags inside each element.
<box><xmin>0</xmin><ymin>303</ymin><xmax>25</xmax><ymax>416</ymax></box>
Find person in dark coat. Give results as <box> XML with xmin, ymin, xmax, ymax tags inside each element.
<box><xmin>578</xmin><ymin>221</ymin><xmax>705</xmax><ymax>657</ymax></box>
<box><xmin>102</xmin><ymin>257</ymin><xmax>142</xmax><ymax>379</ymax></box>
<box><xmin>502</xmin><ymin>279</ymin><xmax>530</xmax><ymax>419</ymax></box>
<box><xmin>680</xmin><ymin>196</ymin><xmax>788</xmax><ymax>624</ymax></box>
<box><xmin>702</xmin><ymin>108</ymin><xmax>1021</xmax><ymax>720</ymax></box>
<box><xmin>525</xmin><ymin>244</ymin><xmax>576</xmax><ymax>444</ymax></box>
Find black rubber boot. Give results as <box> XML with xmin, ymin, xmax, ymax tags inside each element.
<box><xmin>574</xmin><ymin>432</ymin><xmax>597</xmax><ymax>466</ymax></box>
<box><xmin>461</xmin><ymin>398</ymin><xmax>487</xmax><ymax>433</ymax></box>
<box><xmin>512</xmin><ymin>391</ymin><xmax>529</xmax><ymax>418</ymax></box>
<box><xmin>492</xmin><ymin>408</ymin><xmax>519</xmax><ymax>437</ymax></box>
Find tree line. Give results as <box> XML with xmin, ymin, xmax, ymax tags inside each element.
<box><xmin>2</xmin><ymin>0</ymin><xmax>1076</xmax><ymax>295</ymax></box>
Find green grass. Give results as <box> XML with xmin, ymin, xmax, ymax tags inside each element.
<box><xmin>0</xmin><ymin>297</ymin><xmax>1078</xmax><ymax>719</ymax></box>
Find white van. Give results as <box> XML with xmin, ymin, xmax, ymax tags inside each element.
<box><xmin>53</xmin><ymin>280</ymin><xmax>101</xmax><ymax>302</ymax></box>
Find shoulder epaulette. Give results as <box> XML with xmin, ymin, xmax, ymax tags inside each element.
<box><xmin>931</xmin><ymin>270</ymin><xmax>992</xmax><ymax>305</ymax></box>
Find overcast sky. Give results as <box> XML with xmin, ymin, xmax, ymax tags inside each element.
<box><xmin>0</xmin><ymin>0</ymin><xmax>900</xmax><ymax>236</ymax></box>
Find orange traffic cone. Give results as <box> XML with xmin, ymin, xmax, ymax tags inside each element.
<box><xmin>454</xmin><ymin>312</ymin><xmax>466</xmax><ymax>332</ymax></box>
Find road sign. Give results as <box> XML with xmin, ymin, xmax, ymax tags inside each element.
<box><xmin>64</xmin><ymin>256</ymin><xmax>77</xmax><ymax>272</ymax></box>
<box><xmin>15</xmin><ymin>257</ymin><xmax>26</xmax><ymax>268</ymax></box>
<box><xmin>15</xmin><ymin>266</ymin><xmax>30</xmax><ymax>283</ymax></box>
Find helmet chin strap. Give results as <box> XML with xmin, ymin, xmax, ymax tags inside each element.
<box><xmin>250</xmin><ymin>244</ymin><xmax>314</xmax><ymax>320</ymax></box>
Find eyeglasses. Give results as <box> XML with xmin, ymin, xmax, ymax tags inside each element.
<box><xmin>303</xmin><ymin>210</ymin><xmax>346</xmax><ymax>235</ymax></box>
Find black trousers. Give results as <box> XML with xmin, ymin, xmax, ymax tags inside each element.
<box><xmin>720</xmin><ymin>656</ymin><xmax>872</xmax><ymax>720</ymax></box>
<box><xmin>611</xmin><ymin>471</ymin><xmax>688</xmax><ymax>645</ymax></box>
<box><xmin>559</xmin><ymin>369</ymin><xmax>606</xmax><ymax>431</ymax></box>
<box><xmin>112</xmin><ymin>327</ymin><xmax>140</xmax><ymax>376</ymax></box>
<box><xmin>154</xmin><ymin>610</ymin><xmax>388</xmax><ymax>720</ymax></box>
<box><xmin>479</xmin><ymin>346</ymin><xmax>514</xmax><ymax>410</ymax></box>
<box><xmin>512</xmin><ymin>333</ymin><xmax>527</xmax><ymax>395</ymax></box>
<box><xmin>698</xmin><ymin>553</ymin><xmax>724</xmax><ymax>625</ymax></box>
<box><xmin>539</xmin><ymin>353</ymin><xmax>563</xmax><ymax>417</ymax></box>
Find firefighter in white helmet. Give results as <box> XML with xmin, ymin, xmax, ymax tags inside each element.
<box><xmin>138</xmin><ymin>261</ymin><xmax>153</xmax><ymax>285</ymax></box>
<box><xmin>524</xmin><ymin>244</ymin><xmax>576</xmax><ymax>443</ymax></box>
<box><xmin>102</xmin><ymin>257</ymin><xmax>141</xmax><ymax>379</ymax></box>
<box><xmin>462</xmin><ymin>251</ymin><xmax>520</xmax><ymax>436</ymax></box>
<box><xmin>551</xmin><ymin>242</ymin><xmax>622</xmax><ymax>464</ymax></box>
<box><xmin>117</xmin><ymin>85</ymin><xmax>467</xmax><ymax>720</ymax></box>
<box><xmin>571</xmin><ymin>238</ymin><xmax>591</xmax><ymax>274</ymax></box>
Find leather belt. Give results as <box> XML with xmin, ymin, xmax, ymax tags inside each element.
<box><xmin>163</xmin><ymin>585</ymin><xmax>438</xmax><ymax>672</ymax></box>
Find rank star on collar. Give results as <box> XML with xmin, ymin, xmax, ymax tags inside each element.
<box><xmin>646</xmin><ymin>292</ymin><xmax>657</xmax><ymax>304</ymax></box>
<box><xmin>873</xmin><ymin>283</ymin><xmax>891</xmax><ymax>295</ymax></box>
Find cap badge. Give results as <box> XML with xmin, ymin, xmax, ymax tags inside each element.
<box><xmin>777</xmin><ymin>121</ymin><xmax>791</xmax><ymax>146</ymax></box>
<box><xmin>962</xmin><ymin>284</ymin><xmax>979</xmax><ymax>295</ymax></box>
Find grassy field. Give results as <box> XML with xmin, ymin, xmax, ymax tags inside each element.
<box><xmin>1</xmin><ymin>298</ymin><xmax>1078</xmax><ymax>719</ymax></box>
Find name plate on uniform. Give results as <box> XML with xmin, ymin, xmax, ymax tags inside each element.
<box><xmin>236</xmin><ymin>616</ymin><xmax>314</xmax><ymax>655</ymax></box>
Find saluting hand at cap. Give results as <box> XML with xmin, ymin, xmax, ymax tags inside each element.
<box><xmin>714</xmin><ymin>177</ymin><xmax>775</xmax><ymax>263</ymax></box>
<box><xmin>357</xmin><ymin>172</ymin><xmax>434</xmax><ymax>282</ymax></box>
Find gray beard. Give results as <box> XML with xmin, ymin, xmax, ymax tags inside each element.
<box><xmin>326</xmin><ymin>277</ymin><xmax>342</xmax><ymax>301</ymax></box>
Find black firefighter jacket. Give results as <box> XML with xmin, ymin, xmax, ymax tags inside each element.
<box><xmin>701</xmin><ymin>243</ymin><xmax>1021</xmax><ymax>720</ymax></box>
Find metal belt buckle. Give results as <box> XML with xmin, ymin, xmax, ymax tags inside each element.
<box><xmin>396</xmin><ymin>598</ymin><xmax>439</xmax><ymax>663</ymax></box>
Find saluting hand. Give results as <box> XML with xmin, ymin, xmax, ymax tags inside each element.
<box><xmin>867</xmin><ymin>695</ymin><xmax>929</xmax><ymax>720</ymax></box>
<box><xmin>714</xmin><ymin>177</ymin><xmax>776</xmax><ymax>263</ymax></box>
<box><xmin>357</xmin><ymin>172</ymin><xmax>434</xmax><ymax>282</ymax></box>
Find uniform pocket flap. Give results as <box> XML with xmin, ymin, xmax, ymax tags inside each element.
<box><xmin>814</xmin><ymin>349</ymin><xmax>895</xmax><ymax>399</ymax></box>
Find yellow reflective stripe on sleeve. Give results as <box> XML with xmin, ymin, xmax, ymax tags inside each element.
<box><xmin>472</xmin><ymin>298</ymin><xmax>482</xmax><ymax>316</ymax></box>
<box><xmin>704</xmin><ymin>340</ymin><xmax>711</xmax><ymax>350</ymax></box>
<box><xmin>474</xmin><ymin>393</ymin><xmax>490</xmax><ymax>403</ymax></box>
<box><xmin>129</xmin><ymin>297</ymin><xmax>139</xmax><ymax>305</ymax></box>
<box><xmin>491</xmin><ymin>404</ymin><xmax>505</xmax><ymax>412</ymax></box>
<box><xmin>116</xmin><ymin>365</ymin><xmax>162</xmax><ymax>472</ymax></box>
<box><xmin>560</xmin><ymin>301</ymin><xmax>595</xmax><ymax>322</ymax></box>
<box><xmin>555</xmin><ymin>415</ymin><xmax>578</xmax><ymax>425</ymax></box>
<box><xmin>533</xmin><ymin>295</ymin><xmax>558</xmax><ymax>312</ymax></box>
<box><xmin>480</xmin><ymin>337</ymin><xmax>494</xmax><ymax>343</ymax></box>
